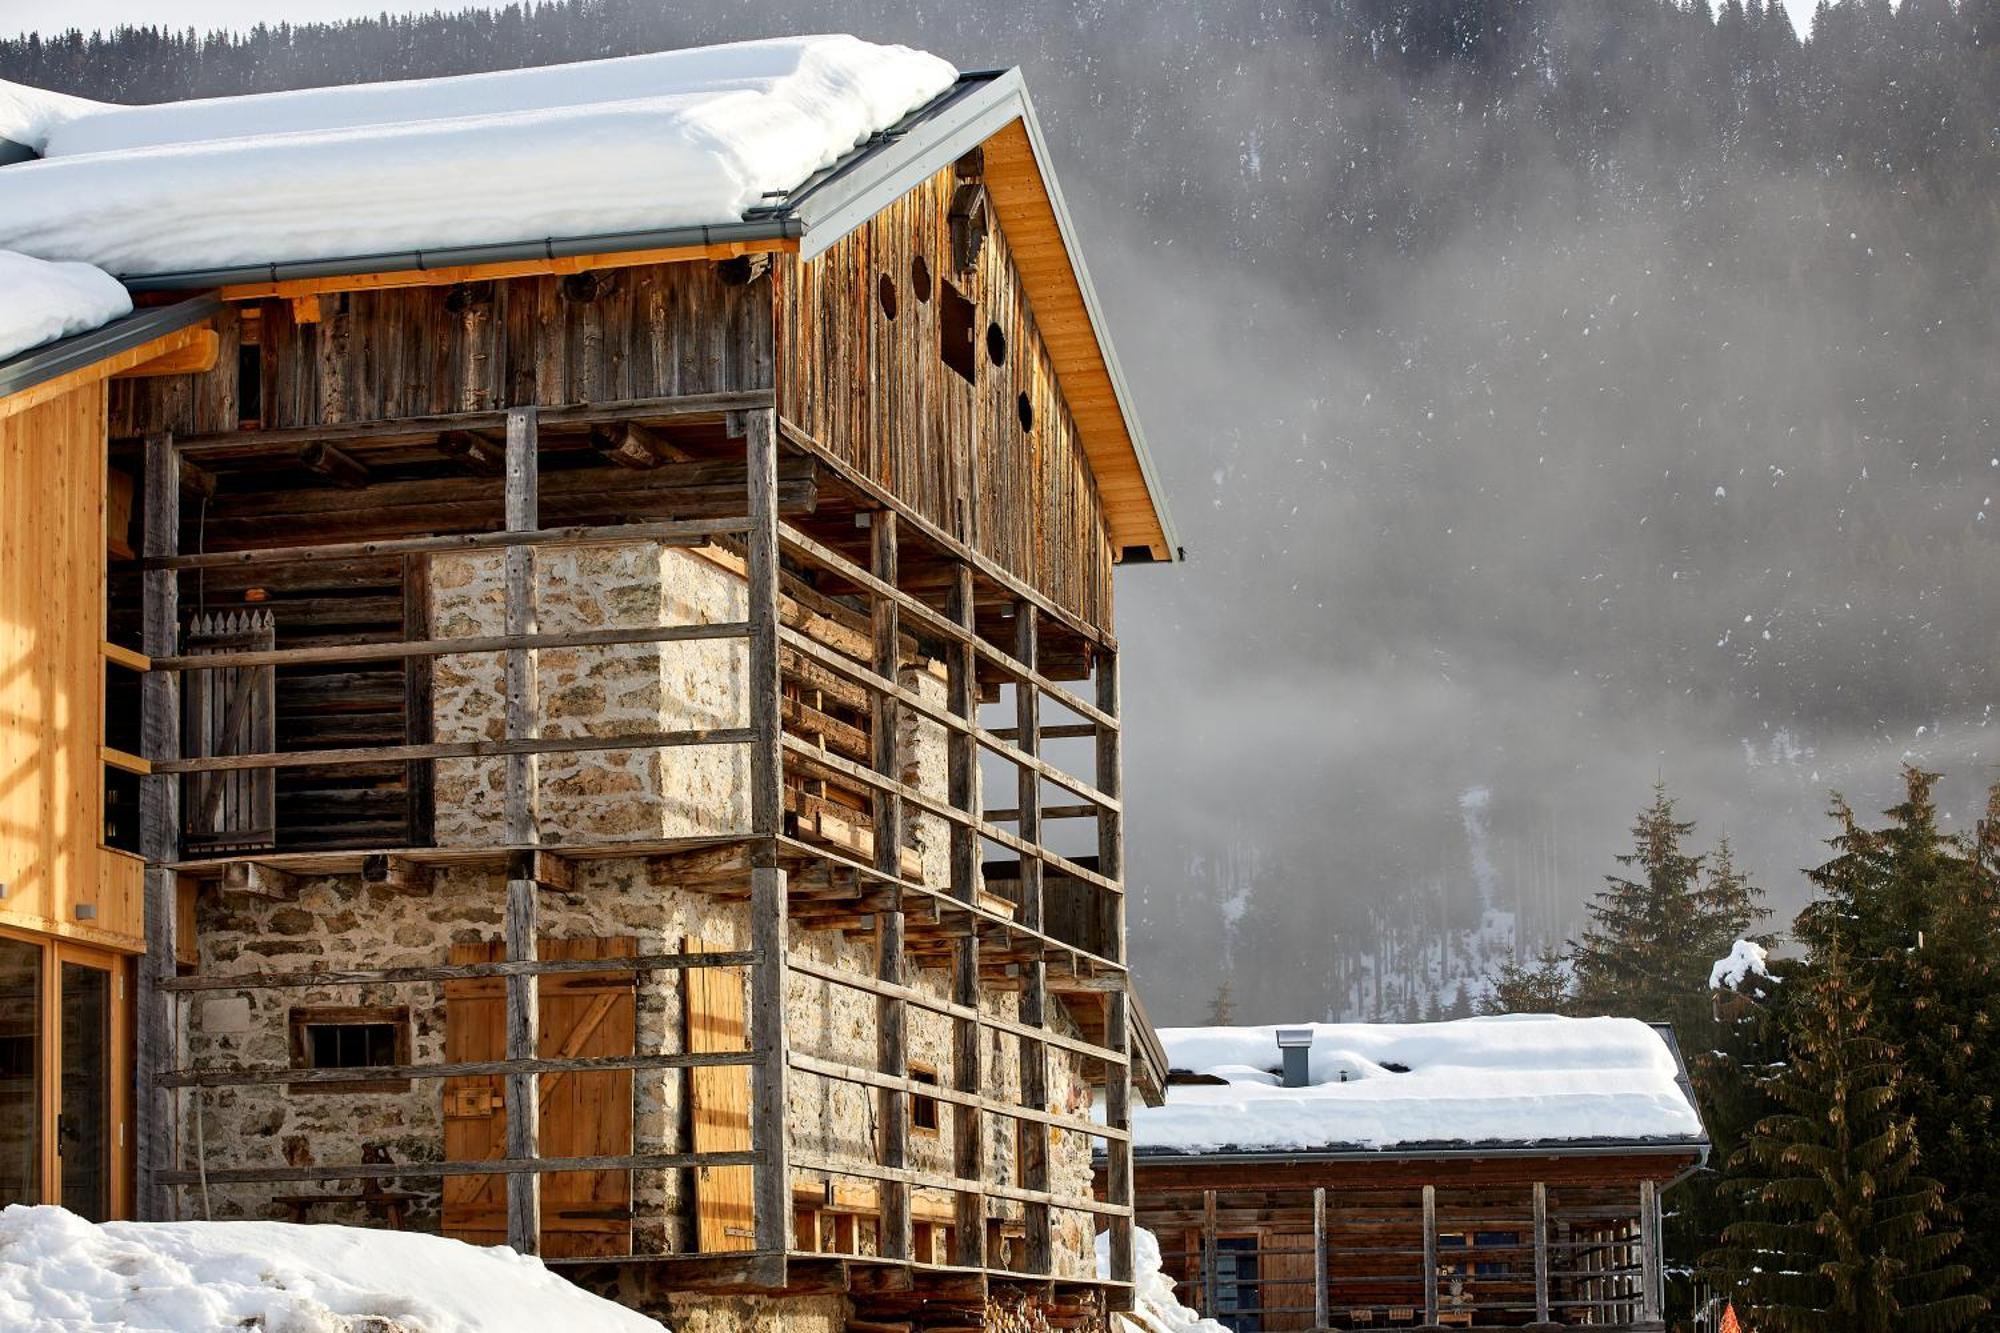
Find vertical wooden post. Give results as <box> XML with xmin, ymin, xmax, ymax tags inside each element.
<box><xmin>949</xmin><ymin>564</ymin><xmax>986</xmax><ymax>1268</ymax></box>
<box><xmin>1422</xmin><ymin>1184</ymin><xmax>1439</xmax><ymax>1325</ymax></box>
<box><xmin>1201</xmin><ymin>1187</ymin><xmax>1219</xmax><ymax>1318</ymax></box>
<box><xmin>137</xmin><ymin>432</ymin><xmax>181</xmax><ymax>1221</ymax></box>
<box><xmin>1012</xmin><ymin>598</ymin><xmax>1052</xmax><ymax>1274</ymax></box>
<box><xmin>868</xmin><ymin>510</ymin><xmax>911</xmax><ymax>1264</ymax></box>
<box><xmin>1639</xmin><ymin>1178</ymin><xmax>1662</xmax><ymax>1322</ymax></box>
<box><xmin>1313</xmin><ymin>1186</ymin><xmax>1330</xmax><ymax>1329</ymax></box>
<box><xmin>501</xmin><ymin>406</ymin><xmax>541</xmax><ymax>1255</ymax></box>
<box><xmin>745</xmin><ymin>408</ymin><xmax>789</xmax><ymax>1270</ymax></box>
<box><xmin>1533</xmin><ymin>1180</ymin><xmax>1551</xmax><ymax>1323</ymax></box>
<box><xmin>1098</xmin><ymin>650</ymin><xmax>1134</xmax><ymax>1286</ymax></box>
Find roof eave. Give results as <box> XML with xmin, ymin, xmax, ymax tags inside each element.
<box><xmin>0</xmin><ymin>294</ymin><xmax>222</xmax><ymax>402</ymax></box>
<box><xmin>1124</xmin><ymin>1139</ymin><xmax>1712</xmax><ymax>1166</ymax></box>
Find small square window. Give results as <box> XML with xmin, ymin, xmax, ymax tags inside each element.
<box><xmin>909</xmin><ymin>1062</ymin><xmax>941</xmax><ymax>1134</ymax></box>
<box><xmin>288</xmin><ymin>1006</ymin><xmax>410</xmax><ymax>1093</ymax></box>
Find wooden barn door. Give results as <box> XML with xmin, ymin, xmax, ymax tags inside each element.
<box><xmin>442</xmin><ymin>937</ymin><xmax>636</xmax><ymax>1257</ymax></box>
<box><xmin>684</xmin><ymin>937</ymin><xmax>754</xmax><ymax>1252</ymax></box>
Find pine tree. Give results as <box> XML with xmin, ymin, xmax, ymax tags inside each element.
<box><xmin>1205</xmin><ymin>977</ymin><xmax>1237</xmax><ymax>1026</ymax></box>
<box><xmin>1706</xmin><ymin>944</ymin><xmax>1986</xmax><ymax>1333</ymax></box>
<box><xmin>1480</xmin><ymin>945</ymin><xmax>1574</xmax><ymax>1013</ymax></box>
<box><xmin>1794</xmin><ymin>770</ymin><xmax>2000</xmax><ymax>1319</ymax></box>
<box><xmin>1570</xmin><ymin>784</ymin><xmax>1767</xmax><ymax>1034</ymax></box>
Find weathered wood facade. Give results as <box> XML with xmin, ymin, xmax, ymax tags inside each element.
<box><xmin>61</xmin><ymin>80</ymin><xmax>1174</xmax><ymax>1330</ymax></box>
<box><xmin>1130</xmin><ymin>1153</ymin><xmax>1686</xmax><ymax>1332</ymax></box>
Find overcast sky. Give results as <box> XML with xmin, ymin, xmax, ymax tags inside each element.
<box><xmin>0</xmin><ymin>0</ymin><xmax>1826</xmax><ymax>46</ymax></box>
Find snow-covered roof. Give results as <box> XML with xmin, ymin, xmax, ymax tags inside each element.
<box><xmin>0</xmin><ymin>35</ymin><xmax>956</xmax><ymax>279</ymax></box>
<box><xmin>0</xmin><ymin>1204</ymin><xmax>665</xmax><ymax>1332</ymax></box>
<box><xmin>0</xmin><ymin>250</ymin><xmax>132</xmax><ymax>363</ymax></box>
<box><xmin>1134</xmin><ymin>1015</ymin><xmax>1706</xmax><ymax>1156</ymax></box>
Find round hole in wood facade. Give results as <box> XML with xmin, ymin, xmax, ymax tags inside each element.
<box><xmin>1017</xmin><ymin>392</ymin><xmax>1034</xmax><ymax>432</ymax></box>
<box><xmin>879</xmin><ymin>273</ymin><xmax>899</xmax><ymax>320</ymax></box>
<box><xmin>986</xmin><ymin>323</ymin><xmax>1007</xmax><ymax>367</ymax></box>
<box><xmin>911</xmin><ymin>254</ymin><xmax>933</xmax><ymax>303</ymax></box>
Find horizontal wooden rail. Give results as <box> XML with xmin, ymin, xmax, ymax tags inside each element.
<box><xmin>787</xmin><ymin>1051</ymin><xmax>1126</xmax><ymax>1142</ymax></box>
<box><xmin>100</xmin><ymin>745</ymin><xmax>151</xmax><ymax>776</ymax></box>
<box><xmin>781</xmin><ymin>734</ymin><xmax>1121</xmax><ymax>895</ymax></box>
<box><xmin>984</xmin><ymin>804</ymin><xmax>1096</xmax><ymax>823</ymax></box>
<box><xmin>777</xmin><ymin>417</ymin><xmax>1114</xmax><ymax>654</ymax></box>
<box><xmin>155</xmin><ymin>725</ymin><xmax>754</xmax><ymax>775</ymax></box>
<box><xmin>786</xmin><ymin>954</ymin><xmax>1125</xmax><ymax>1066</ymax></box>
<box><xmin>160</xmin><ymin>1148</ymin><xmax>761</xmax><ymax>1188</ymax></box>
<box><xmin>153</xmin><ymin>619</ymin><xmax>749</xmax><ymax>672</ymax></box>
<box><xmin>141</xmin><ymin>516</ymin><xmax>748</xmax><ymax>572</ymax></box>
<box><xmin>102</xmin><ymin>640</ymin><xmax>151</xmax><ymax>671</ymax></box>
<box><xmin>776</xmin><ymin>523</ymin><xmax>1117</xmax><ymax>731</ymax></box>
<box><xmin>790</xmin><ymin>1152</ymin><xmax>1130</xmax><ymax>1218</ymax></box>
<box><xmin>774</xmin><ymin>835</ymin><xmax>1127</xmax><ymax>978</ymax></box>
<box><xmin>166</xmin><ymin>390</ymin><xmax>775</xmax><ymax>455</ymax></box>
<box><xmin>159</xmin><ymin>949</ymin><xmax>760</xmax><ymax>993</ymax></box>
<box><xmin>774</xmin><ymin>605</ymin><xmax>1117</xmax><ymax>816</ymax></box>
<box><xmin>160</xmin><ymin>1048</ymin><xmax>759</xmax><ymax>1089</ymax></box>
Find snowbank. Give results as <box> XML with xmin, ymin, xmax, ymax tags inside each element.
<box><xmin>0</xmin><ymin>1204</ymin><xmax>667</xmax><ymax>1333</ymax></box>
<box><xmin>0</xmin><ymin>249</ymin><xmax>131</xmax><ymax>362</ymax></box>
<box><xmin>1100</xmin><ymin>1227</ymin><xmax>1228</xmax><ymax>1333</ymax></box>
<box><xmin>0</xmin><ymin>35</ymin><xmax>957</xmax><ymax>276</ymax></box>
<box><xmin>1709</xmin><ymin>938</ymin><xmax>1770</xmax><ymax>991</ymax></box>
<box><xmin>1134</xmin><ymin>1014</ymin><xmax>1703</xmax><ymax>1154</ymax></box>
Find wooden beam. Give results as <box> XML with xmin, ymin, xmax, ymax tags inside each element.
<box><xmin>436</xmin><ymin>429</ymin><xmax>505</xmax><ymax>475</ymax></box>
<box><xmin>1008</xmin><ymin>592</ymin><xmax>1053</xmax><ymax>1276</ymax></box>
<box><xmin>501</xmin><ymin>405</ymin><xmax>541</xmax><ymax>1255</ymax></box>
<box><xmin>1639</xmin><ymin>1178</ymin><xmax>1660</xmax><ymax>1322</ymax></box>
<box><xmin>112</xmin><ymin>328</ymin><xmax>220</xmax><ymax>379</ymax></box>
<box><xmin>219</xmin><ymin>860</ymin><xmax>298</xmax><ymax>899</ymax></box>
<box><xmin>1422</xmin><ymin>1183</ymin><xmax>1439</xmax><ymax>1325</ymax></box>
<box><xmin>216</xmin><ymin>236</ymin><xmax>798</xmax><ymax>302</ymax></box>
<box><xmin>871</xmin><ymin>510</ymin><xmax>912</xmax><ymax>1265</ymax></box>
<box><xmin>1313</xmin><ymin>1186</ymin><xmax>1330</xmax><ymax>1328</ymax></box>
<box><xmin>589</xmin><ymin>422</ymin><xmax>664</xmax><ymax>470</ymax></box>
<box><xmin>138</xmin><ymin>431</ymin><xmax>182</xmax><ymax>1221</ymax></box>
<box><xmin>745</xmin><ymin>407</ymin><xmax>789</xmax><ymax>1280</ymax></box>
<box><xmin>1534</xmin><ymin>1180</ymin><xmax>1551</xmax><ymax>1322</ymax></box>
<box><xmin>1201</xmin><ymin>1189</ymin><xmax>1218</xmax><ymax>1317</ymax></box>
<box><xmin>951</xmin><ymin>564</ymin><xmax>987</xmax><ymax>1270</ymax></box>
<box><xmin>298</xmin><ymin>439</ymin><xmax>370</xmax><ymax>488</ymax></box>
<box><xmin>1098</xmin><ymin>647</ymin><xmax>1134</xmax><ymax>1285</ymax></box>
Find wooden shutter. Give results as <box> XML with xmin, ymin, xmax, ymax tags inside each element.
<box><xmin>685</xmin><ymin>936</ymin><xmax>754</xmax><ymax>1252</ymax></box>
<box><xmin>442</xmin><ymin>937</ymin><xmax>636</xmax><ymax>1258</ymax></box>
<box><xmin>181</xmin><ymin>610</ymin><xmax>275</xmax><ymax>852</ymax></box>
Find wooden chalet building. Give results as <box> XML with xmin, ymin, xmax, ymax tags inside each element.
<box><xmin>1124</xmin><ymin>1017</ymin><xmax>1709</xmax><ymax>1332</ymax></box>
<box><xmin>0</xmin><ymin>37</ymin><xmax>1178</xmax><ymax>1332</ymax></box>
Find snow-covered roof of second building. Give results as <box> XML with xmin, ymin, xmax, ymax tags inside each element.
<box><xmin>0</xmin><ymin>35</ymin><xmax>957</xmax><ymax>278</ymax></box>
<box><xmin>1134</xmin><ymin>1015</ymin><xmax>1705</xmax><ymax>1156</ymax></box>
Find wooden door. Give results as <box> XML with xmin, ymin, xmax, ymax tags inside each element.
<box><xmin>442</xmin><ymin>937</ymin><xmax>636</xmax><ymax>1258</ymax></box>
<box><xmin>684</xmin><ymin>937</ymin><xmax>754</xmax><ymax>1252</ymax></box>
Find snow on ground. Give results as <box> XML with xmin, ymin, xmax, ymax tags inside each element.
<box><xmin>0</xmin><ymin>35</ymin><xmax>957</xmax><ymax>277</ymax></box>
<box><xmin>1100</xmin><ymin>1227</ymin><xmax>1228</xmax><ymax>1333</ymax></box>
<box><xmin>1134</xmin><ymin>1014</ymin><xmax>1703</xmax><ymax>1154</ymax></box>
<box><xmin>0</xmin><ymin>249</ymin><xmax>131</xmax><ymax>361</ymax></box>
<box><xmin>1709</xmin><ymin>938</ymin><xmax>1770</xmax><ymax>991</ymax></box>
<box><xmin>0</xmin><ymin>1204</ymin><xmax>667</xmax><ymax>1333</ymax></box>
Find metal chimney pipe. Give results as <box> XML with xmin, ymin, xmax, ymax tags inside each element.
<box><xmin>1276</xmin><ymin>1027</ymin><xmax>1313</xmax><ymax>1088</ymax></box>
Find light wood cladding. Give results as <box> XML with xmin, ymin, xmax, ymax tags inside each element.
<box><xmin>0</xmin><ymin>381</ymin><xmax>144</xmax><ymax>952</ymax></box>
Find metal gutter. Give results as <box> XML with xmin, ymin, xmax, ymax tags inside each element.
<box><xmin>0</xmin><ymin>293</ymin><xmax>222</xmax><ymax>401</ymax></box>
<box><xmin>120</xmin><ymin>219</ymin><xmax>800</xmax><ymax>293</ymax></box>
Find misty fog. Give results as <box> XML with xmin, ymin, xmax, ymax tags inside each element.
<box><xmin>11</xmin><ymin>0</ymin><xmax>1998</xmax><ymax>1024</ymax></box>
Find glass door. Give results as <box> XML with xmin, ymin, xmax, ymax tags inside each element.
<box><xmin>0</xmin><ymin>936</ymin><xmax>39</xmax><ymax>1207</ymax></box>
<box><xmin>57</xmin><ymin>954</ymin><xmax>113</xmax><ymax>1221</ymax></box>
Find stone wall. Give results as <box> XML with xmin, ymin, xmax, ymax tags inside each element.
<box><xmin>185</xmin><ymin>532</ymin><xmax>1109</xmax><ymax>1319</ymax></box>
<box><xmin>429</xmin><ymin>542</ymin><xmax>751</xmax><ymax>845</ymax></box>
